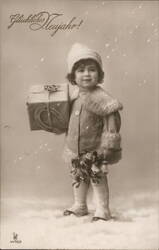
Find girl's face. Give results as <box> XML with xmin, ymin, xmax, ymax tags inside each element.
<box><xmin>74</xmin><ymin>60</ymin><xmax>99</xmax><ymax>90</ymax></box>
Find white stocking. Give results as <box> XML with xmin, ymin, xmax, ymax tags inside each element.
<box><xmin>91</xmin><ymin>174</ymin><xmax>111</xmax><ymax>220</ymax></box>
<box><xmin>67</xmin><ymin>181</ymin><xmax>89</xmax><ymax>216</ymax></box>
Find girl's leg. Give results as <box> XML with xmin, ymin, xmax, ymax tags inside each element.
<box><xmin>64</xmin><ymin>181</ymin><xmax>89</xmax><ymax>216</ymax></box>
<box><xmin>91</xmin><ymin>173</ymin><xmax>111</xmax><ymax>221</ymax></box>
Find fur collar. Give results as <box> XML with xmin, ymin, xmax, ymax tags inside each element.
<box><xmin>68</xmin><ymin>84</ymin><xmax>79</xmax><ymax>101</ymax></box>
<box><xmin>84</xmin><ymin>86</ymin><xmax>123</xmax><ymax>116</ymax></box>
<box><xmin>69</xmin><ymin>84</ymin><xmax>123</xmax><ymax>116</ymax></box>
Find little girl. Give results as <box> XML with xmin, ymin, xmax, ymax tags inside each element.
<box><xmin>63</xmin><ymin>43</ymin><xmax>123</xmax><ymax>221</ymax></box>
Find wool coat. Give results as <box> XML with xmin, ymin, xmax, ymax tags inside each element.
<box><xmin>63</xmin><ymin>85</ymin><xmax>123</xmax><ymax>165</ymax></box>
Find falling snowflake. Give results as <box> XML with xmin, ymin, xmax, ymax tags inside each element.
<box><xmin>18</xmin><ymin>156</ymin><xmax>23</xmax><ymax>161</ymax></box>
<box><xmin>106</xmin><ymin>55</ymin><xmax>110</xmax><ymax>59</ymax></box>
<box><xmin>122</xmin><ymin>53</ymin><xmax>127</xmax><ymax>57</ymax></box>
<box><xmin>105</xmin><ymin>43</ymin><xmax>110</xmax><ymax>47</ymax></box>
<box><xmin>147</xmin><ymin>38</ymin><xmax>151</xmax><ymax>43</ymax></box>
<box><xmin>40</xmin><ymin>57</ymin><xmax>44</xmax><ymax>62</ymax></box>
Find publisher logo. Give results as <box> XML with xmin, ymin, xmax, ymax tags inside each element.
<box><xmin>10</xmin><ymin>232</ymin><xmax>22</xmax><ymax>244</ymax></box>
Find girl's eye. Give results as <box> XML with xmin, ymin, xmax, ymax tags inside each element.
<box><xmin>76</xmin><ymin>66</ymin><xmax>97</xmax><ymax>72</ymax></box>
<box><xmin>77</xmin><ymin>68</ymin><xmax>84</xmax><ymax>72</ymax></box>
<box><xmin>89</xmin><ymin>68</ymin><xmax>96</xmax><ymax>71</ymax></box>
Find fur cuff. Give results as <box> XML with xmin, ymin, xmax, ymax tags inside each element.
<box><xmin>100</xmin><ymin>132</ymin><xmax>121</xmax><ymax>150</ymax></box>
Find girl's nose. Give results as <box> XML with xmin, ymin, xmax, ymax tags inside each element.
<box><xmin>83</xmin><ymin>69</ymin><xmax>89</xmax><ymax>75</ymax></box>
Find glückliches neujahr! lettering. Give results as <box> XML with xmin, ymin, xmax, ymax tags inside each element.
<box><xmin>8</xmin><ymin>11</ymin><xmax>84</xmax><ymax>37</ymax></box>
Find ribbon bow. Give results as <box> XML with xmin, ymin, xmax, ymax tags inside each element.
<box><xmin>44</xmin><ymin>84</ymin><xmax>60</xmax><ymax>92</ymax></box>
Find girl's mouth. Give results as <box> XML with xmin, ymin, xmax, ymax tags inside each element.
<box><xmin>83</xmin><ymin>79</ymin><xmax>91</xmax><ymax>81</ymax></box>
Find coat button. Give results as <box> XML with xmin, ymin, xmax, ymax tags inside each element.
<box><xmin>75</xmin><ymin>110</ymin><xmax>80</xmax><ymax>116</ymax></box>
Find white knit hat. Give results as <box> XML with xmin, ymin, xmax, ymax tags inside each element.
<box><xmin>67</xmin><ymin>43</ymin><xmax>103</xmax><ymax>73</ymax></box>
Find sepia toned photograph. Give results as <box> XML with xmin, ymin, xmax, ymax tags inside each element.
<box><xmin>0</xmin><ymin>0</ymin><xmax>159</xmax><ymax>249</ymax></box>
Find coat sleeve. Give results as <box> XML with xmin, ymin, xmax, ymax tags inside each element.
<box><xmin>84</xmin><ymin>86</ymin><xmax>123</xmax><ymax>164</ymax></box>
<box><xmin>100</xmin><ymin>112</ymin><xmax>122</xmax><ymax>164</ymax></box>
<box><xmin>101</xmin><ymin>113</ymin><xmax>121</xmax><ymax>149</ymax></box>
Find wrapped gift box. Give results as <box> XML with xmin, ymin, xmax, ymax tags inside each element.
<box><xmin>26</xmin><ymin>84</ymin><xmax>70</xmax><ymax>134</ymax></box>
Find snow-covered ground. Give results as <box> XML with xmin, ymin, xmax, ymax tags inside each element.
<box><xmin>1</xmin><ymin>192</ymin><xmax>159</xmax><ymax>249</ymax></box>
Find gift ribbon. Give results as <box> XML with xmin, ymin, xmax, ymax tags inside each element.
<box><xmin>35</xmin><ymin>84</ymin><xmax>65</xmax><ymax>133</ymax></box>
<box><xmin>44</xmin><ymin>84</ymin><xmax>60</xmax><ymax>133</ymax></box>
<box><xmin>44</xmin><ymin>84</ymin><xmax>60</xmax><ymax>93</ymax></box>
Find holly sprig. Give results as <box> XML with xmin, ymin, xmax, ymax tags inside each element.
<box><xmin>71</xmin><ymin>151</ymin><xmax>103</xmax><ymax>188</ymax></box>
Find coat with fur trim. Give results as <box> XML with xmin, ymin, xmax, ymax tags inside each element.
<box><xmin>63</xmin><ymin>85</ymin><xmax>123</xmax><ymax>165</ymax></box>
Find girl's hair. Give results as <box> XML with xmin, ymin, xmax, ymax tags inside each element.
<box><xmin>66</xmin><ymin>59</ymin><xmax>104</xmax><ymax>85</ymax></box>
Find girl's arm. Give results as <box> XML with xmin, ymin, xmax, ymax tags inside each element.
<box><xmin>100</xmin><ymin>111</ymin><xmax>122</xmax><ymax>164</ymax></box>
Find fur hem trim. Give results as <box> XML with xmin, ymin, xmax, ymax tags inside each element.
<box><xmin>63</xmin><ymin>143</ymin><xmax>122</xmax><ymax>166</ymax></box>
<box><xmin>97</xmin><ymin>148</ymin><xmax>122</xmax><ymax>165</ymax></box>
<box><xmin>84</xmin><ymin>87</ymin><xmax>123</xmax><ymax>116</ymax></box>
